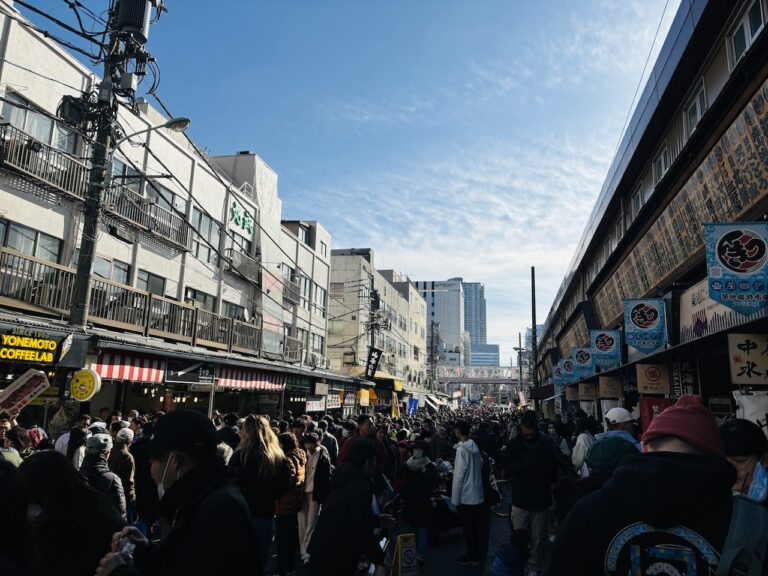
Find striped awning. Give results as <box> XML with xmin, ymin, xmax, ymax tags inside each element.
<box><xmin>218</xmin><ymin>367</ymin><xmax>286</xmax><ymax>391</ymax></box>
<box><xmin>92</xmin><ymin>352</ymin><xmax>165</xmax><ymax>383</ymax></box>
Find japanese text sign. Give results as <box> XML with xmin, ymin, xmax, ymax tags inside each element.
<box><xmin>728</xmin><ymin>334</ymin><xmax>768</xmax><ymax>385</ymax></box>
<box><xmin>572</xmin><ymin>347</ymin><xmax>594</xmax><ymax>380</ymax></box>
<box><xmin>624</xmin><ymin>299</ymin><xmax>667</xmax><ymax>355</ymax></box>
<box><xmin>636</xmin><ymin>363</ymin><xmax>671</xmax><ymax>395</ymax></box>
<box><xmin>591</xmin><ymin>330</ymin><xmax>621</xmax><ymax>371</ymax></box>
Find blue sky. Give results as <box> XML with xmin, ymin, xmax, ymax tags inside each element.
<box><xmin>30</xmin><ymin>0</ymin><xmax>681</xmax><ymax>364</ymax></box>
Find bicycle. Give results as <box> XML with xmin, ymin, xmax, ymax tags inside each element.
<box><xmin>490</xmin><ymin>478</ymin><xmax>511</xmax><ymax>517</ymax></box>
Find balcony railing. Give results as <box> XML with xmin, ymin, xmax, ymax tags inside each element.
<box><xmin>0</xmin><ymin>248</ymin><xmax>276</xmax><ymax>358</ymax></box>
<box><xmin>0</xmin><ymin>125</ymin><xmax>189</xmax><ymax>250</ymax></box>
<box><xmin>282</xmin><ymin>277</ymin><xmax>301</xmax><ymax>306</ymax></box>
<box><xmin>283</xmin><ymin>335</ymin><xmax>303</xmax><ymax>363</ymax></box>
<box><xmin>0</xmin><ymin>124</ymin><xmax>88</xmax><ymax>200</ymax></box>
<box><xmin>224</xmin><ymin>248</ymin><xmax>260</xmax><ymax>284</ymax></box>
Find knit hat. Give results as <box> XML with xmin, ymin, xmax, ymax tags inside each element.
<box><xmin>641</xmin><ymin>395</ymin><xmax>725</xmax><ymax>457</ymax></box>
<box><xmin>86</xmin><ymin>433</ymin><xmax>113</xmax><ymax>454</ymax></box>
<box><xmin>115</xmin><ymin>427</ymin><xmax>134</xmax><ymax>444</ymax></box>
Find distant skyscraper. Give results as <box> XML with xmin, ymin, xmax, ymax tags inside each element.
<box><xmin>462</xmin><ymin>281</ymin><xmax>487</xmax><ymax>345</ymax></box>
<box><xmin>415</xmin><ymin>277</ymin><xmax>465</xmax><ymax>366</ymax></box>
<box><xmin>525</xmin><ymin>324</ymin><xmax>545</xmax><ymax>349</ymax></box>
<box><xmin>471</xmin><ymin>344</ymin><xmax>499</xmax><ymax>366</ymax></box>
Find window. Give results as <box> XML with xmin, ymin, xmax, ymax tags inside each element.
<box><xmin>223</xmin><ymin>300</ymin><xmax>246</xmax><ymax>321</ymax></box>
<box><xmin>112</xmin><ymin>158</ymin><xmax>143</xmax><ymax>195</ymax></box>
<box><xmin>298</xmin><ymin>225</ymin><xmax>309</xmax><ymax>245</ymax></box>
<box><xmin>631</xmin><ymin>186</ymin><xmax>645</xmax><ymax>218</ymax></box>
<box><xmin>319</xmin><ymin>241</ymin><xmax>327</xmax><ymax>258</ymax></box>
<box><xmin>613</xmin><ymin>216</ymin><xmax>623</xmax><ymax>250</ymax></box>
<box><xmin>1</xmin><ymin>92</ymin><xmax>77</xmax><ymax>154</ymax></box>
<box><xmin>686</xmin><ymin>81</ymin><xmax>707</xmax><ymax>136</ymax></box>
<box><xmin>112</xmin><ymin>260</ymin><xmax>131</xmax><ymax>285</ymax></box>
<box><xmin>4</xmin><ymin>222</ymin><xmax>61</xmax><ymax>263</ymax></box>
<box><xmin>413</xmin><ymin>346</ymin><xmax>420</xmax><ymax>361</ymax></box>
<box><xmin>191</xmin><ymin>207</ymin><xmax>221</xmax><ymax>266</ymax></box>
<box><xmin>93</xmin><ymin>256</ymin><xmax>111</xmax><ymax>279</ymax></box>
<box><xmin>653</xmin><ymin>144</ymin><xmax>669</xmax><ymax>185</ymax></box>
<box><xmin>147</xmin><ymin>183</ymin><xmax>187</xmax><ymax>214</ymax></box>
<box><xmin>729</xmin><ymin>0</ymin><xmax>764</xmax><ymax>67</ymax></box>
<box><xmin>313</xmin><ymin>283</ymin><xmax>327</xmax><ymax>318</ymax></box>
<box><xmin>137</xmin><ymin>270</ymin><xmax>166</xmax><ymax>296</ymax></box>
<box><xmin>229</xmin><ymin>233</ymin><xmax>252</xmax><ymax>256</ymax></box>
<box><xmin>282</xmin><ymin>265</ymin><xmax>295</xmax><ymax>284</ymax></box>
<box><xmin>311</xmin><ymin>333</ymin><xmax>324</xmax><ymax>353</ymax></box>
<box><xmin>185</xmin><ymin>288</ymin><xmax>216</xmax><ymax>313</ymax></box>
<box><xmin>300</xmin><ymin>275</ymin><xmax>312</xmax><ymax>311</ymax></box>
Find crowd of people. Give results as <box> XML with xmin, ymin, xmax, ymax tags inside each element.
<box><xmin>0</xmin><ymin>396</ymin><xmax>767</xmax><ymax>575</ymax></box>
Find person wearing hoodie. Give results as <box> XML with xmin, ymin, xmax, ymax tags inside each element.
<box><xmin>452</xmin><ymin>419</ymin><xmax>488</xmax><ymax>568</ymax></box>
<box><xmin>502</xmin><ymin>410</ymin><xmax>559</xmax><ymax>576</ymax></box>
<box><xmin>570</xmin><ymin>417</ymin><xmax>596</xmax><ymax>476</ymax></box>
<box><xmin>596</xmin><ymin>407</ymin><xmax>641</xmax><ymax>451</ymax></box>
<box><xmin>307</xmin><ymin>439</ymin><xmax>395</xmax><ymax>576</ymax></box>
<box><xmin>396</xmin><ymin>439</ymin><xmax>439</xmax><ymax>564</ymax></box>
<box><xmin>547</xmin><ymin>395</ymin><xmax>737</xmax><ymax>576</ymax></box>
<box><xmin>81</xmin><ymin>433</ymin><xmax>127</xmax><ymax>520</ymax></box>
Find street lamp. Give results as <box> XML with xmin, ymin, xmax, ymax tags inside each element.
<box><xmin>69</xmin><ymin>116</ymin><xmax>191</xmax><ymax>328</ymax></box>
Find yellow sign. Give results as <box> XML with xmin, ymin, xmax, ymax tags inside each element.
<box><xmin>391</xmin><ymin>391</ymin><xmax>400</xmax><ymax>418</ymax></box>
<box><xmin>599</xmin><ymin>376</ymin><xmax>622</xmax><ymax>399</ymax></box>
<box><xmin>357</xmin><ymin>389</ymin><xmax>370</xmax><ymax>407</ymax></box>
<box><xmin>393</xmin><ymin>533</ymin><xmax>419</xmax><ymax>576</ymax></box>
<box><xmin>0</xmin><ymin>333</ymin><xmax>58</xmax><ymax>363</ymax></box>
<box><xmin>70</xmin><ymin>369</ymin><xmax>102</xmax><ymax>402</ymax></box>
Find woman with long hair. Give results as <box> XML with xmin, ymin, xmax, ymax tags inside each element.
<box><xmin>274</xmin><ymin>432</ymin><xmax>307</xmax><ymax>576</ymax></box>
<box><xmin>65</xmin><ymin>426</ymin><xmax>87</xmax><ymax>469</ymax></box>
<box><xmin>228</xmin><ymin>414</ymin><xmax>290</xmax><ymax>576</ymax></box>
<box><xmin>19</xmin><ymin>451</ymin><xmax>124</xmax><ymax>576</ymax></box>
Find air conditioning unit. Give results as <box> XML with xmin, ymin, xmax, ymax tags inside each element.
<box><xmin>309</xmin><ymin>352</ymin><xmax>324</xmax><ymax>367</ymax></box>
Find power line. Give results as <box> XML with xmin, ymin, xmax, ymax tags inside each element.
<box><xmin>0</xmin><ymin>56</ymin><xmax>87</xmax><ymax>92</ymax></box>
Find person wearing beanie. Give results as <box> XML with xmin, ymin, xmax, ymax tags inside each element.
<box><xmin>720</xmin><ymin>418</ymin><xmax>768</xmax><ymax>504</ymax></box>
<box><xmin>96</xmin><ymin>409</ymin><xmax>260</xmax><ymax>576</ymax></box>
<box><xmin>81</xmin><ymin>433</ymin><xmax>127</xmax><ymax>520</ymax></box>
<box><xmin>109</xmin><ymin>428</ymin><xmax>136</xmax><ymax>522</ymax></box>
<box><xmin>549</xmin><ymin>395</ymin><xmax>737</xmax><ymax>576</ymax></box>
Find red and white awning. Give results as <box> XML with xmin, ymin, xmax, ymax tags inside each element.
<box><xmin>92</xmin><ymin>352</ymin><xmax>165</xmax><ymax>383</ymax></box>
<box><xmin>218</xmin><ymin>367</ymin><xmax>286</xmax><ymax>391</ymax></box>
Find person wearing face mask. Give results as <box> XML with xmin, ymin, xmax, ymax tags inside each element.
<box><xmin>720</xmin><ymin>418</ymin><xmax>768</xmax><ymax>505</ymax></box>
<box><xmin>95</xmin><ymin>409</ymin><xmax>259</xmax><ymax>576</ymax></box>
<box><xmin>396</xmin><ymin>439</ymin><xmax>439</xmax><ymax>565</ymax></box>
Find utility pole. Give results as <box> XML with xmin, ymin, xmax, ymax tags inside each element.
<box><xmin>531</xmin><ymin>266</ymin><xmax>538</xmax><ymax>388</ymax></box>
<box><xmin>68</xmin><ymin>2</ymin><xmax>160</xmax><ymax>327</ymax></box>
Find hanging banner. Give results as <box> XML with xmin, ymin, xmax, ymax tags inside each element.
<box><xmin>565</xmin><ymin>385</ymin><xmax>579</xmax><ymax>402</ymax></box>
<box><xmin>728</xmin><ymin>334</ymin><xmax>768</xmax><ymax>386</ymax></box>
<box><xmin>70</xmin><ymin>368</ymin><xmax>102</xmax><ymax>402</ymax></box>
<box><xmin>357</xmin><ymin>389</ymin><xmax>370</xmax><ymax>407</ymax></box>
<box><xmin>552</xmin><ymin>364</ymin><xmax>564</xmax><ymax>387</ymax></box>
<box><xmin>391</xmin><ymin>391</ymin><xmax>400</xmax><ymax>418</ymax></box>
<box><xmin>624</xmin><ymin>299</ymin><xmax>667</xmax><ymax>355</ymax></box>
<box><xmin>591</xmin><ymin>329</ymin><xmax>621</xmax><ymax>371</ymax></box>
<box><xmin>636</xmin><ymin>363</ymin><xmax>671</xmax><ymax>395</ymax></box>
<box><xmin>599</xmin><ymin>376</ymin><xmax>622</xmax><ymax>399</ymax></box>
<box><xmin>572</xmin><ymin>347</ymin><xmax>594</xmax><ymax>380</ymax></box>
<box><xmin>578</xmin><ymin>382</ymin><xmax>597</xmax><ymax>401</ymax></box>
<box><xmin>364</xmin><ymin>347</ymin><xmax>383</xmax><ymax>381</ymax></box>
<box><xmin>705</xmin><ymin>222</ymin><xmax>768</xmax><ymax>316</ymax></box>
<box><xmin>407</xmin><ymin>397</ymin><xmax>419</xmax><ymax>416</ymax></box>
<box><xmin>561</xmin><ymin>359</ymin><xmax>576</xmax><ymax>385</ymax></box>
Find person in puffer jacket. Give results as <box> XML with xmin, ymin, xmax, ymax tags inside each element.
<box><xmin>452</xmin><ymin>420</ymin><xmax>488</xmax><ymax>568</ymax></box>
<box><xmin>274</xmin><ymin>433</ymin><xmax>307</xmax><ymax>576</ymax></box>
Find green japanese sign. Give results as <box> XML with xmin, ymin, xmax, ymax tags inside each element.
<box><xmin>230</xmin><ymin>199</ymin><xmax>254</xmax><ymax>234</ymax></box>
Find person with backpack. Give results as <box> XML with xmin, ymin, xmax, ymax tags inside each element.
<box><xmin>547</xmin><ymin>395</ymin><xmax>765</xmax><ymax>576</ymax></box>
<box><xmin>452</xmin><ymin>419</ymin><xmax>489</xmax><ymax>568</ymax></box>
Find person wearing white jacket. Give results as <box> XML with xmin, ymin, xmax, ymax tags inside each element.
<box><xmin>451</xmin><ymin>420</ymin><xmax>488</xmax><ymax>568</ymax></box>
<box><xmin>571</xmin><ymin>418</ymin><xmax>596</xmax><ymax>476</ymax></box>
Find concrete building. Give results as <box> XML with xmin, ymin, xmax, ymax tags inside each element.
<box><xmin>462</xmin><ymin>281</ymin><xmax>487</xmax><ymax>345</ymax></box>
<box><xmin>471</xmin><ymin>343</ymin><xmax>500</xmax><ymax>366</ymax></box>
<box><xmin>414</xmin><ymin>277</ymin><xmax>466</xmax><ymax>367</ymax></box>
<box><xmin>535</xmin><ymin>0</ymin><xmax>768</xmax><ymax>416</ymax></box>
<box><xmin>327</xmin><ymin>250</ymin><xmax>428</xmax><ymax>394</ymax></box>
<box><xmin>0</xmin><ymin>3</ymin><xmax>346</xmax><ymax>418</ymax></box>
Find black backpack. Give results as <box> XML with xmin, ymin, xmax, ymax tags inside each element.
<box><xmin>480</xmin><ymin>451</ymin><xmax>502</xmax><ymax>507</ymax></box>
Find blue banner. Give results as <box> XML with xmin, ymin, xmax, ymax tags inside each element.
<box><xmin>561</xmin><ymin>358</ymin><xmax>576</xmax><ymax>385</ymax></box>
<box><xmin>624</xmin><ymin>299</ymin><xmax>667</xmax><ymax>354</ymax></box>
<box><xmin>705</xmin><ymin>222</ymin><xmax>768</xmax><ymax>316</ymax></box>
<box><xmin>552</xmin><ymin>364</ymin><xmax>564</xmax><ymax>387</ymax></box>
<box><xmin>407</xmin><ymin>397</ymin><xmax>419</xmax><ymax>416</ymax></box>
<box><xmin>572</xmin><ymin>347</ymin><xmax>594</xmax><ymax>380</ymax></box>
<box><xmin>591</xmin><ymin>329</ymin><xmax>621</xmax><ymax>371</ymax></box>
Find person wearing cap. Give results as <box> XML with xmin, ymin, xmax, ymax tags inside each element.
<box><xmin>597</xmin><ymin>407</ymin><xmax>641</xmax><ymax>451</ymax></box>
<box><xmin>720</xmin><ymin>418</ymin><xmax>768</xmax><ymax>504</ymax></box>
<box><xmin>81</xmin><ymin>433</ymin><xmax>127</xmax><ymax>520</ymax></box>
<box><xmin>298</xmin><ymin>432</ymin><xmax>332</xmax><ymax>564</ymax></box>
<box><xmin>548</xmin><ymin>395</ymin><xmax>738</xmax><ymax>576</ymax></box>
<box><xmin>109</xmin><ymin>427</ymin><xmax>136</xmax><ymax>523</ymax></box>
<box><xmin>96</xmin><ymin>409</ymin><xmax>260</xmax><ymax>576</ymax></box>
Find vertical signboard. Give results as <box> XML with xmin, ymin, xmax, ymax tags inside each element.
<box><xmin>706</xmin><ymin>223</ymin><xmax>768</xmax><ymax>316</ymax></box>
<box><xmin>624</xmin><ymin>299</ymin><xmax>667</xmax><ymax>355</ymax></box>
<box><xmin>572</xmin><ymin>347</ymin><xmax>594</xmax><ymax>380</ymax></box>
<box><xmin>728</xmin><ymin>334</ymin><xmax>768</xmax><ymax>386</ymax></box>
<box><xmin>591</xmin><ymin>330</ymin><xmax>621</xmax><ymax>371</ymax></box>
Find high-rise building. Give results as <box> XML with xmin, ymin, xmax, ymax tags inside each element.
<box><xmin>414</xmin><ymin>277</ymin><xmax>465</xmax><ymax>367</ymax></box>
<box><xmin>471</xmin><ymin>344</ymin><xmax>500</xmax><ymax>366</ymax></box>
<box><xmin>462</xmin><ymin>281</ymin><xmax>487</xmax><ymax>345</ymax></box>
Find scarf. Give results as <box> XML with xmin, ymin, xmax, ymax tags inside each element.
<box><xmin>406</xmin><ymin>455</ymin><xmax>431</xmax><ymax>472</ymax></box>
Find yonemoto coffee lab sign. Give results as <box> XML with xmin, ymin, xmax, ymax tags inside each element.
<box><xmin>0</xmin><ymin>331</ymin><xmax>60</xmax><ymax>363</ymax></box>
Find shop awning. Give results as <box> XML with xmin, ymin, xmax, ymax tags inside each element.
<box><xmin>542</xmin><ymin>391</ymin><xmax>564</xmax><ymax>402</ymax></box>
<box><xmin>424</xmin><ymin>395</ymin><xmax>439</xmax><ymax>410</ymax></box>
<box><xmin>217</xmin><ymin>367</ymin><xmax>286</xmax><ymax>391</ymax></box>
<box><xmin>92</xmin><ymin>351</ymin><xmax>165</xmax><ymax>383</ymax></box>
<box><xmin>348</xmin><ymin>366</ymin><xmax>400</xmax><ymax>382</ymax></box>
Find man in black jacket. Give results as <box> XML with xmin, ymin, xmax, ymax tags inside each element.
<box><xmin>547</xmin><ymin>395</ymin><xmax>737</xmax><ymax>576</ymax></box>
<box><xmin>502</xmin><ymin>410</ymin><xmax>559</xmax><ymax>576</ymax></box>
<box><xmin>95</xmin><ymin>410</ymin><xmax>260</xmax><ymax>576</ymax></box>
<box><xmin>215</xmin><ymin>412</ymin><xmax>240</xmax><ymax>452</ymax></box>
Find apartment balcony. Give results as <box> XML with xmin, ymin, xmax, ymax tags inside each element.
<box><xmin>224</xmin><ymin>248</ymin><xmax>260</xmax><ymax>284</ymax></box>
<box><xmin>0</xmin><ymin>247</ymin><xmax>266</xmax><ymax>357</ymax></box>
<box><xmin>282</xmin><ymin>277</ymin><xmax>301</xmax><ymax>307</ymax></box>
<box><xmin>0</xmin><ymin>125</ymin><xmax>189</xmax><ymax>250</ymax></box>
<box><xmin>282</xmin><ymin>335</ymin><xmax>303</xmax><ymax>363</ymax></box>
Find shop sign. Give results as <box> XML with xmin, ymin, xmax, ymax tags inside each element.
<box><xmin>624</xmin><ymin>299</ymin><xmax>667</xmax><ymax>355</ymax></box>
<box><xmin>343</xmin><ymin>392</ymin><xmax>357</xmax><ymax>407</ymax></box>
<box><xmin>394</xmin><ymin>533</ymin><xmax>419</xmax><ymax>576</ymax></box>
<box><xmin>709</xmin><ymin>397</ymin><xmax>733</xmax><ymax>417</ymax></box>
<box><xmin>229</xmin><ymin>198</ymin><xmax>254</xmax><ymax>236</ymax></box>
<box><xmin>70</xmin><ymin>369</ymin><xmax>102</xmax><ymax>402</ymax></box>
<box><xmin>364</xmin><ymin>347</ymin><xmax>383</xmax><ymax>381</ymax></box>
<box><xmin>313</xmin><ymin>382</ymin><xmax>329</xmax><ymax>396</ymax></box>
<box><xmin>578</xmin><ymin>382</ymin><xmax>597</xmax><ymax>401</ymax></box>
<box><xmin>0</xmin><ymin>332</ymin><xmax>58</xmax><ymax>364</ymax></box>
<box><xmin>639</xmin><ymin>397</ymin><xmax>675</xmax><ymax>433</ymax></box>
<box><xmin>326</xmin><ymin>393</ymin><xmax>341</xmax><ymax>409</ymax></box>
<box><xmin>0</xmin><ymin>369</ymin><xmax>50</xmax><ymax>413</ymax></box>
<box><xmin>565</xmin><ymin>386</ymin><xmax>579</xmax><ymax>402</ymax></box>
<box><xmin>728</xmin><ymin>334</ymin><xmax>768</xmax><ymax>385</ymax></box>
<box><xmin>591</xmin><ymin>330</ymin><xmax>621</xmax><ymax>371</ymax></box>
<box><xmin>705</xmin><ymin>222</ymin><xmax>768</xmax><ymax>316</ymax></box>
<box><xmin>165</xmin><ymin>360</ymin><xmax>215</xmax><ymax>385</ymax></box>
<box><xmin>636</xmin><ymin>363</ymin><xmax>671</xmax><ymax>395</ymax></box>
<box><xmin>391</xmin><ymin>391</ymin><xmax>400</xmax><ymax>418</ymax></box>
<box><xmin>189</xmin><ymin>383</ymin><xmax>213</xmax><ymax>392</ymax></box>
<box><xmin>670</xmin><ymin>357</ymin><xmax>699</xmax><ymax>398</ymax></box>
<box><xmin>572</xmin><ymin>347</ymin><xmax>594</xmax><ymax>380</ymax></box>
<box><xmin>599</xmin><ymin>376</ymin><xmax>622</xmax><ymax>399</ymax></box>
<box><xmin>306</xmin><ymin>396</ymin><xmax>326</xmax><ymax>412</ymax></box>
<box><xmin>407</xmin><ymin>397</ymin><xmax>419</xmax><ymax>415</ymax></box>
